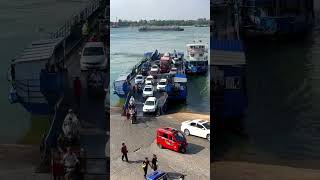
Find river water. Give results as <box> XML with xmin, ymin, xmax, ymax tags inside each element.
<box><xmin>0</xmin><ymin>0</ymin><xmax>90</xmax><ymax>143</ymax></box>
<box><xmin>216</xmin><ymin>29</ymin><xmax>320</xmax><ymax>169</ymax></box>
<box><xmin>110</xmin><ymin>26</ymin><xmax>210</xmax><ymax>113</ymax></box>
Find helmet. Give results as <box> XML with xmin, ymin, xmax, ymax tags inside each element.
<box><xmin>68</xmin><ymin>109</ymin><xmax>73</xmax><ymax>113</ymax></box>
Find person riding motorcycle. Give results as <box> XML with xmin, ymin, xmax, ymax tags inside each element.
<box><xmin>63</xmin><ymin>147</ymin><xmax>79</xmax><ymax>179</ymax></box>
<box><xmin>62</xmin><ymin>109</ymin><xmax>80</xmax><ymax>142</ymax></box>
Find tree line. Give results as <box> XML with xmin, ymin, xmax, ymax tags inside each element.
<box><xmin>111</xmin><ymin>18</ymin><xmax>209</xmax><ymax>27</ymax></box>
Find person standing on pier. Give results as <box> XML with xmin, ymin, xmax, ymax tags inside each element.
<box><xmin>73</xmin><ymin>77</ymin><xmax>82</xmax><ymax>114</ymax></box>
<box><xmin>142</xmin><ymin>157</ymin><xmax>151</xmax><ymax>178</ymax></box>
<box><xmin>121</xmin><ymin>142</ymin><xmax>128</xmax><ymax>162</ymax></box>
<box><xmin>151</xmin><ymin>154</ymin><xmax>158</xmax><ymax>171</ymax></box>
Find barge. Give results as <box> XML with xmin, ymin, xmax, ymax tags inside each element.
<box><xmin>113</xmin><ymin>50</ymin><xmax>187</xmax><ymax>117</ymax></box>
<box><xmin>138</xmin><ymin>26</ymin><xmax>184</xmax><ymax>32</ymax></box>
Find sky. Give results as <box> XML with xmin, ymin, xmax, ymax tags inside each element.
<box><xmin>110</xmin><ymin>0</ymin><xmax>210</xmax><ymax>21</ymax></box>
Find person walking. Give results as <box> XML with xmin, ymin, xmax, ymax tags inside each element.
<box><xmin>142</xmin><ymin>157</ymin><xmax>150</xmax><ymax>178</ymax></box>
<box><xmin>73</xmin><ymin>77</ymin><xmax>82</xmax><ymax>114</ymax></box>
<box><xmin>151</xmin><ymin>154</ymin><xmax>158</xmax><ymax>171</ymax></box>
<box><xmin>121</xmin><ymin>143</ymin><xmax>128</xmax><ymax>162</ymax></box>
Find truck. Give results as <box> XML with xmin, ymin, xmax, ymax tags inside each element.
<box><xmin>160</xmin><ymin>56</ymin><xmax>172</xmax><ymax>73</ymax></box>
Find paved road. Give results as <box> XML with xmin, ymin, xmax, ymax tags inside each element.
<box><xmin>110</xmin><ymin>110</ymin><xmax>210</xmax><ymax>179</ymax></box>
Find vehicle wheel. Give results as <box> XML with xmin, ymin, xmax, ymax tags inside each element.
<box><xmin>184</xmin><ymin>129</ymin><xmax>190</xmax><ymax>136</ymax></box>
<box><xmin>207</xmin><ymin>134</ymin><xmax>210</xmax><ymax>141</ymax></box>
<box><xmin>180</xmin><ymin>147</ymin><xmax>186</xmax><ymax>154</ymax></box>
<box><xmin>158</xmin><ymin>143</ymin><xmax>163</xmax><ymax>149</ymax></box>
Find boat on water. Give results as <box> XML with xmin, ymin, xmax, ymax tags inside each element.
<box><xmin>185</xmin><ymin>40</ymin><xmax>208</xmax><ymax>74</ymax></box>
<box><xmin>212</xmin><ymin>0</ymin><xmax>248</xmax><ymax>120</ymax></box>
<box><xmin>241</xmin><ymin>0</ymin><xmax>315</xmax><ymax>37</ymax></box>
<box><xmin>138</xmin><ymin>26</ymin><xmax>184</xmax><ymax>32</ymax></box>
<box><xmin>114</xmin><ymin>50</ymin><xmax>187</xmax><ymax>117</ymax></box>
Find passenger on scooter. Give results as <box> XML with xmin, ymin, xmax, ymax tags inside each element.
<box><xmin>129</xmin><ymin>96</ymin><xmax>135</xmax><ymax>108</ymax></box>
<box><xmin>63</xmin><ymin>109</ymin><xmax>80</xmax><ymax>140</ymax></box>
<box><xmin>63</xmin><ymin>147</ymin><xmax>79</xmax><ymax>179</ymax></box>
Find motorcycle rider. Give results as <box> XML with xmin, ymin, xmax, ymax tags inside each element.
<box><xmin>63</xmin><ymin>109</ymin><xmax>80</xmax><ymax>143</ymax></box>
<box><xmin>63</xmin><ymin>147</ymin><xmax>80</xmax><ymax>180</ymax></box>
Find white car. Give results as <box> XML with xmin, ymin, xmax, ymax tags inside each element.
<box><xmin>181</xmin><ymin>119</ymin><xmax>210</xmax><ymax>141</ymax></box>
<box><xmin>143</xmin><ymin>97</ymin><xmax>158</xmax><ymax>113</ymax></box>
<box><xmin>170</xmin><ymin>67</ymin><xmax>177</xmax><ymax>74</ymax></box>
<box><xmin>135</xmin><ymin>75</ymin><xmax>144</xmax><ymax>84</ymax></box>
<box><xmin>80</xmin><ymin>42</ymin><xmax>107</xmax><ymax>71</ymax></box>
<box><xmin>143</xmin><ymin>85</ymin><xmax>154</xmax><ymax>98</ymax></box>
<box><xmin>150</xmin><ymin>65</ymin><xmax>159</xmax><ymax>72</ymax></box>
<box><xmin>157</xmin><ymin>79</ymin><xmax>167</xmax><ymax>91</ymax></box>
<box><xmin>145</xmin><ymin>75</ymin><xmax>154</xmax><ymax>85</ymax></box>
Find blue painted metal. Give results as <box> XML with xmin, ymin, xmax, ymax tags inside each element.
<box><xmin>210</xmin><ymin>39</ymin><xmax>244</xmax><ymax>52</ymax></box>
<box><xmin>40</xmin><ymin>70</ymin><xmax>65</xmax><ymax>108</ymax></box>
<box><xmin>20</xmin><ymin>102</ymin><xmax>51</xmax><ymax>115</ymax></box>
<box><xmin>167</xmin><ymin>73</ymin><xmax>187</xmax><ymax>101</ymax></box>
<box><xmin>146</xmin><ymin>170</ymin><xmax>167</xmax><ymax>180</ymax></box>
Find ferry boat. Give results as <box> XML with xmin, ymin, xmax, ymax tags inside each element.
<box><xmin>241</xmin><ymin>0</ymin><xmax>315</xmax><ymax>37</ymax></box>
<box><xmin>7</xmin><ymin>0</ymin><xmax>103</xmax><ymax>115</ymax></box>
<box><xmin>185</xmin><ymin>41</ymin><xmax>208</xmax><ymax>74</ymax></box>
<box><xmin>138</xmin><ymin>26</ymin><xmax>184</xmax><ymax>32</ymax></box>
<box><xmin>212</xmin><ymin>0</ymin><xmax>248</xmax><ymax>120</ymax></box>
<box><xmin>113</xmin><ymin>50</ymin><xmax>187</xmax><ymax>101</ymax></box>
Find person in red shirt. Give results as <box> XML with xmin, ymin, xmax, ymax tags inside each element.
<box><xmin>52</xmin><ymin>151</ymin><xmax>64</xmax><ymax>180</ymax></box>
<box><xmin>73</xmin><ymin>77</ymin><xmax>82</xmax><ymax>113</ymax></box>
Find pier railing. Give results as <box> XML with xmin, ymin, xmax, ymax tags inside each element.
<box><xmin>50</xmin><ymin>0</ymin><xmax>101</xmax><ymax>39</ymax></box>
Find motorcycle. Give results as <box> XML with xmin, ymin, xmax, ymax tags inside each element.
<box><xmin>129</xmin><ymin>108</ymin><xmax>137</xmax><ymax>124</ymax></box>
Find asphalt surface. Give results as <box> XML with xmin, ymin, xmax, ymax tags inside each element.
<box><xmin>110</xmin><ymin>109</ymin><xmax>210</xmax><ymax>179</ymax></box>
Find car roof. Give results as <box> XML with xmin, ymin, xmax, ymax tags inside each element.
<box><xmin>146</xmin><ymin>75</ymin><xmax>153</xmax><ymax>78</ymax></box>
<box><xmin>146</xmin><ymin>97</ymin><xmax>156</xmax><ymax>101</ymax></box>
<box><xmin>160</xmin><ymin>79</ymin><xmax>167</xmax><ymax>82</ymax></box>
<box><xmin>191</xmin><ymin>119</ymin><xmax>209</xmax><ymax>124</ymax></box>
<box><xmin>136</xmin><ymin>75</ymin><xmax>143</xmax><ymax>77</ymax></box>
<box><xmin>144</xmin><ymin>85</ymin><xmax>153</xmax><ymax>88</ymax></box>
<box><xmin>152</xmin><ymin>65</ymin><xmax>158</xmax><ymax>67</ymax></box>
<box><xmin>157</xmin><ymin>127</ymin><xmax>181</xmax><ymax>134</ymax></box>
<box><xmin>84</xmin><ymin>42</ymin><xmax>104</xmax><ymax>48</ymax></box>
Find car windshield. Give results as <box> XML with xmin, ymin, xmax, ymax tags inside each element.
<box><xmin>145</xmin><ymin>101</ymin><xmax>154</xmax><ymax>106</ymax></box>
<box><xmin>147</xmin><ymin>78</ymin><xmax>152</xmax><ymax>80</ymax></box>
<box><xmin>136</xmin><ymin>76</ymin><xmax>142</xmax><ymax>79</ymax></box>
<box><xmin>144</xmin><ymin>88</ymin><xmax>152</xmax><ymax>91</ymax></box>
<box><xmin>203</xmin><ymin>122</ymin><xmax>210</xmax><ymax>129</ymax></box>
<box><xmin>152</xmin><ymin>66</ymin><xmax>157</xmax><ymax>68</ymax></box>
<box><xmin>83</xmin><ymin>47</ymin><xmax>104</xmax><ymax>56</ymax></box>
<box><xmin>159</xmin><ymin>82</ymin><xmax>166</xmax><ymax>85</ymax></box>
<box><xmin>175</xmin><ymin>132</ymin><xmax>186</xmax><ymax>142</ymax></box>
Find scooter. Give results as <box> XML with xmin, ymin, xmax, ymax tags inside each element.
<box><xmin>129</xmin><ymin>109</ymin><xmax>136</xmax><ymax>124</ymax></box>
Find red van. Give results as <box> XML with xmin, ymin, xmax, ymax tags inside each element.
<box><xmin>156</xmin><ymin>127</ymin><xmax>187</xmax><ymax>153</ymax></box>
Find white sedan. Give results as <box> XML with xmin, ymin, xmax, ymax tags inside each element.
<box><xmin>145</xmin><ymin>75</ymin><xmax>154</xmax><ymax>85</ymax></box>
<box><xmin>143</xmin><ymin>85</ymin><xmax>154</xmax><ymax>98</ymax></box>
<box><xmin>181</xmin><ymin>119</ymin><xmax>210</xmax><ymax>141</ymax></box>
<box><xmin>143</xmin><ymin>97</ymin><xmax>158</xmax><ymax>113</ymax></box>
<box><xmin>135</xmin><ymin>75</ymin><xmax>144</xmax><ymax>84</ymax></box>
<box><xmin>157</xmin><ymin>79</ymin><xmax>167</xmax><ymax>91</ymax></box>
<box><xmin>151</xmin><ymin>65</ymin><xmax>159</xmax><ymax>72</ymax></box>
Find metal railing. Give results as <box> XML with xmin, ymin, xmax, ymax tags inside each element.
<box><xmin>14</xmin><ymin>79</ymin><xmax>46</xmax><ymax>103</ymax></box>
<box><xmin>50</xmin><ymin>0</ymin><xmax>101</xmax><ymax>39</ymax></box>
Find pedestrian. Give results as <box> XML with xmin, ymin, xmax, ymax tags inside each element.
<box><xmin>142</xmin><ymin>157</ymin><xmax>150</xmax><ymax>178</ymax></box>
<box><xmin>73</xmin><ymin>77</ymin><xmax>82</xmax><ymax>113</ymax></box>
<box><xmin>121</xmin><ymin>143</ymin><xmax>128</xmax><ymax>162</ymax></box>
<box><xmin>151</xmin><ymin>154</ymin><xmax>158</xmax><ymax>171</ymax></box>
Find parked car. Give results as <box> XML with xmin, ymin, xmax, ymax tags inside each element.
<box><xmin>146</xmin><ymin>170</ymin><xmax>185</xmax><ymax>180</ymax></box>
<box><xmin>156</xmin><ymin>127</ymin><xmax>187</xmax><ymax>153</ymax></box>
<box><xmin>151</xmin><ymin>65</ymin><xmax>159</xmax><ymax>72</ymax></box>
<box><xmin>169</xmin><ymin>67</ymin><xmax>178</xmax><ymax>74</ymax></box>
<box><xmin>143</xmin><ymin>97</ymin><xmax>158</xmax><ymax>113</ymax></box>
<box><xmin>181</xmin><ymin>119</ymin><xmax>210</xmax><ymax>141</ymax></box>
<box><xmin>157</xmin><ymin>79</ymin><xmax>168</xmax><ymax>91</ymax></box>
<box><xmin>141</xmin><ymin>63</ymin><xmax>150</xmax><ymax>76</ymax></box>
<box><xmin>145</xmin><ymin>75</ymin><xmax>154</xmax><ymax>85</ymax></box>
<box><xmin>135</xmin><ymin>74</ymin><xmax>144</xmax><ymax>84</ymax></box>
<box><xmin>80</xmin><ymin>42</ymin><xmax>107</xmax><ymax>71</ymax></box>
<box><xmin>143</xmin><ymin>85</ymin><xmax>154</xmax><ymax>98</ymax></box>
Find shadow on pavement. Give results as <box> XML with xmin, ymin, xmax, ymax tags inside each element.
<box><xmin>186</xmin><ymin>143</ymin><xmax>205</xmax><ymax>154</ymax></box>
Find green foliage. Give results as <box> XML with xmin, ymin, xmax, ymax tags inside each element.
<box><xmin>112</xmin><ymin>18</ymin><xmax>209</xmax><ymax>27</ymax></box>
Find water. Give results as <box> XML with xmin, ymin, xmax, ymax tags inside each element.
<box><xmin>110</xmin><ymin>26</ymin><xmax>210</xmax><ymax>113</ymax></box>
<box><xmin>216</xmin><ymin>29</ymin><xmax>320</xmax><ymax>169</ymax></box>
<box><xmin>0</xmin><ymin>0</ymin><xmax>90</xmax><ymax>143</ymax></box>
